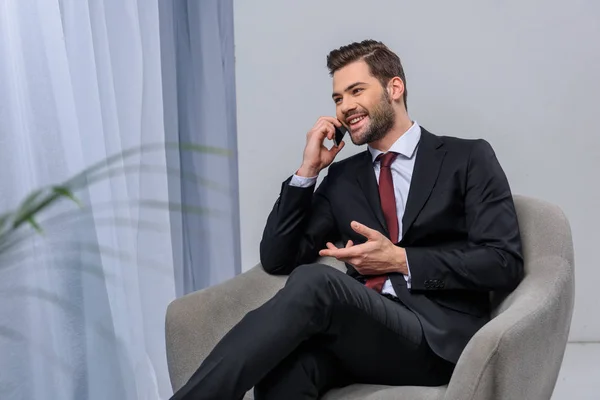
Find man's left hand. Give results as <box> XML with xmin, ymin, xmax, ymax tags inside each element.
<box><xmin>319</xmin><ymin>221</ymin><xmax>408</xmax><ymax>276</ymax></box>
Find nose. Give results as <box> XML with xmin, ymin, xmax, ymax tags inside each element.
<box><xmin>339</xmin><ymin>99</ymin><xmax>357</xmax><ymax>119</ymax></box>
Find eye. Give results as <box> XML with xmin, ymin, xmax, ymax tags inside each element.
<box><xmin>333</xmin><ymin>97</ymin><xmax>342</xmax><ymax>104</ymax></box>
<box><xmin>352</xmin><ymin>88</ymin><xmax>363</xmax><ymax>95</ymax></box>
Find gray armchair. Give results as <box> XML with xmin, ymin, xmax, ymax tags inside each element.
<box><xmin>165</xmin><ymin>195</ymin><xmax>575</xmax><ymax>399</ymax></box>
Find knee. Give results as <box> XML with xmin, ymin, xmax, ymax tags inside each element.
<box><xmin>287</xmin><ymin>263</ymin><xmax>339</xmax><ymax>290</ymax></box>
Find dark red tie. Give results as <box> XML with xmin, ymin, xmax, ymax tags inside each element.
<box><xmin>365</xmin><ymin>152</ymin><xmax>399</xmax><ymax>292</ymax></box>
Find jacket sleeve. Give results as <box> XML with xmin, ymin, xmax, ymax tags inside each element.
<box><xmin>260</xmin><ymin>172</ymin><xmax>339</xmax><ymax>275</ymax></box>
<box><xmin>405</xmin><ymin>140</ymin><xmax>524</xmax><ymax>292</ymax></box>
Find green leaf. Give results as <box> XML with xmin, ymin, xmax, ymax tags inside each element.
<box><xmin>0</xmin><ymin>212</ymin><xmax>15</xmax><ymax>245</ymax></box>
<box><xmin>84</xmin><ymin>164</ymin><xmax>229</xmax><ymax>194</ymax></box>
<box><xmin>18</xmin><ymin>188</ymin><xmax>45</xmax><ymax>211</ymax></box>
<box><xmin>0</xmin><ymin>197</ymin><xmax>223</xmax><ymax>256</ymax></box>
<box><xmin>0</xmin><ymin>212</ymin><xmax>12</xmax><ymax>231</ymax></box>
<box><xmin>52</xmin><ymin>186</ymin><xmax>83</xmax><ymax>208</ymax></box>
<box><xmin>0</xmin><ymin>140</ymin><xmax>230</xmax><ymax>258</ymax></box>
<box><xmin>0</xmin><ymin>239</ymin><xmax>174</xmax><ymax>276</ymax></box>
<box><xmin>169</xmin><ymin>142</ymin><xmax>231</xmax><ymax>156</ymax></box>
<box><xmin>11</xmin><ymin>192</ymin><xmax>60</xmax><ymax>230</ymax></box>
<box><xmin>12</xmin><ymin>189</ymin><xmax>46</xmax><ymax>226</ymax></box>
<box><xmin>11</xmin><ymin>188</ymin><xmax>81</xmax><ymax>231</ymax></box>
<box><xmin>26</xmin><ymin>217</ymin><xmax>43</xmax><ymax>234</ymax></box>
<box><xmin>62</xmin><ymin>144</ymin><xmax>163</xmax><ymax>189</ymax></box>
<box><xmin>63</xmin><ymin>142</ymin><xmax>229</xmax><ymax>190</ymax></box>
<box><xmin>135</xmin><ymin>199</ymin><xmax>215</xmax><ymax>216</ymax></box>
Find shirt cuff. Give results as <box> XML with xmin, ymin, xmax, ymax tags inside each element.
<box><xmin>290</xmin><ymin>174</ymin><xmax>318</xmax><ymax>188</ymax></box>
<box><xmin>404</xmin><ymin>255</ymin><xmax>412</xmax><ymax>289</ymax></box>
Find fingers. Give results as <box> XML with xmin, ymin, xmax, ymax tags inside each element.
<box><xmin>328</xmin><ymin>140</ymin><xmax>345</xmax><ymax>156</ymax></box>
<box><xmin>314</xmin><ymin>117</ymin><xmax>341</xmax><ymax>141</ymax></box>
<box><xmin>318</xmin><ymin>116</ymin><xmax>342</xmax><ymax>127</ymax></box>
<box><xmin>313</xmin><ymin>121</ymin><xmax>335</xmax><ymax>141</ymax></box>
<box><xmin>319</xmin><ymin>242</ymin><xmax>337</xmax><ymax>257</ymax></box>
<box><xmin>319</xmin><ymin>248</ymin><xmax>332</xmax><ymax>257</ymax></box>
<box><xmin>351</xmin><ymin>221</ymin><xmax>381</xmax><ymax>240</ymax></box>
<box><xmin>326</xmin><ymin>124</ymin><xmax>335</xmax><ymax>141</ymax></box>
<box><xmin>319</xmin><ymin>240</ymin><xmax>354</xmax><ymax>257</ymax></box>
<box><xmin>320</xmin><ymin>244</ymin><xmax>363</xmax><ymax>260</ymax></box>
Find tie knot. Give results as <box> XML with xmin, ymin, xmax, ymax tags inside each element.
<box><xmin>377</xmin><ymin>152</ymin><xmax>398</xmax><ymax>168</ymax></box>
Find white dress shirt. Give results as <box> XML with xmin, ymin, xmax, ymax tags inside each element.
<box><xmin>290</xmin><ymin>122</ymin><xmax>422</xmax><ymax>296</ymax></box>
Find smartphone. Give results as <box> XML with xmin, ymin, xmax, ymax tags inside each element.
<box><xmin>334</xmin><ymin>124</ymin><xmax>347</xmax><ymax>147</ymax></box>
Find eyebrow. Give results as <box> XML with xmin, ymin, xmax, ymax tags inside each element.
<box><xmin>332</xmin><ymin>82</ymin><xmax>368</xmax><ymax>98</ymax></box>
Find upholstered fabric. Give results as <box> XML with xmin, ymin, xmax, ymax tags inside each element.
<box><xmin>165</xmin><ymin>195</ymin><xmax>575</xmax><ymax>399</ymax></box>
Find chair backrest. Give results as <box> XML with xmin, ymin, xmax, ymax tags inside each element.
<box><xmin>490</xmin><ymin>195</ymin><xmax>574</xmax><ymax>317</ymax></box>
<box><xmin>443</xmin><ymin>195</ymin><xmax>574</xmax><ymax>400</ymax></box>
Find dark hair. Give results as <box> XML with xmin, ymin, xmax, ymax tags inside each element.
<box><xmin>327</xmin><ymin>40</ymin><xmax>408</xmax><ymax>110</ymax></box>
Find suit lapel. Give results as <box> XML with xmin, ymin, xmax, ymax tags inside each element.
<box><xmin>355</xmin><ymin>150</ymin><xmax>388</xmax><ymax>235</ymax></box>
<box><xmin>402</xmin><ymin>129</ymin><xmax>446</xmax><ymax>237</ymax></box>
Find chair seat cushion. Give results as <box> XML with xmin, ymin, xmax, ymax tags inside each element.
<box><xmin>244</xmin><ymin>384</ymin><xmax>447</xmax><ymax>399</ymax></box>
<box><xmin>323</xmin><ymin>384</ymin><xmax>447</xmax><ymax>400</ymax></box>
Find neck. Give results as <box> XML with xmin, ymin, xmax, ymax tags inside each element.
<box><xmin>369</xmin><ymin>112</ymin><xmax>413</xmax><ymax>152</ymax></box>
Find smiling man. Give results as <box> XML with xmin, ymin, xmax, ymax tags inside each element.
<box><xmin>171</xmin><ymin>40</ymin><xmax>524</xmax><ymax>400</ymax></box>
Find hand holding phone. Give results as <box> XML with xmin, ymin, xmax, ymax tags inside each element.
<box><xmin>297</xmin><ymin>117</ymin><xmax>346</xmax><ymax>177</ymax></box>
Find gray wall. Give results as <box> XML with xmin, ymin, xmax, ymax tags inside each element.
<box><xmin>234</xmin><ymin>0</ymin><xmax>600</xmax><ymax>342</ymax></box>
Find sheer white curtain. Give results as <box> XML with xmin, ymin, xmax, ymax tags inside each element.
<box><xmin>159</xmin><ymin>0</ymin><xmax>241</xmax><ymax>296</ymax></box>
<box><xmin>0</xmin><ymin>0</ymin><xmax>175</xmax><ymax>398</ymax></box>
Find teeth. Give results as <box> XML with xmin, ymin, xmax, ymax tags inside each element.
<box><xmin>350</xmin><ymin>116</ymin><xmax>366</xmax><ymax>124</ymax></box>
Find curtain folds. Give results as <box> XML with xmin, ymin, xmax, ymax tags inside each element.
<box><xmin>0</xmin><ymin>0</ymin><xmax>239</xmax><ymax>398</ymax></box>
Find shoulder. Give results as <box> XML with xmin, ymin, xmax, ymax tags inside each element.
<box><xmin>421</xmin><ymin>127</ymin><xmax>495</xmax><ymax>155</ymax></box>
<box><xmin>327</xmin><ymin>150</ymin><xmax>368</xmax><ymax>176</ymax></box>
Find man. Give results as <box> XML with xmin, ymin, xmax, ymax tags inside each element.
<box><xmin>172</xmin><ymin>39</ymin><xmax>524</xmax><ymax>400</ymax></box>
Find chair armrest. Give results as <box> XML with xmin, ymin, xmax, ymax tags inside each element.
<box><xmin>165</xmin><ymin>264</ymin><xmax>287</xmax><ymax>391</ymax></box>
<box><xmin>444</xmin><ymin>255</ymin><xmax>575</xmax><ymax>400</ymax></box>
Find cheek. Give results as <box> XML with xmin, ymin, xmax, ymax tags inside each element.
<box><xmin>358</xmin><ymin>102</ymin><xmax>373</xmax><ymax>115</ymax></box>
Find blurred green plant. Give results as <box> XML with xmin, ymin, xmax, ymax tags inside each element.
<box><xmin>0</xmin><ymin>142</ymin><xmax>234</xmax><ymax>383</ymax></box>
<box><xmin>0</xmin><ymin>142</ymin><xmax>230</xmax><ymax>258</ymax></box>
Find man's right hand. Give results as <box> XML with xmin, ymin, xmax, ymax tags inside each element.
<box><xmin>297</xmin><ymin>117</ymin><xmax>346</xmax><ymax>177</ymax></box>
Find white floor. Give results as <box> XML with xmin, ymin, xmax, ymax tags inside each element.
<box><xmin>551</xmin><ymin>343</ymin><xmax>600</xmax><ymax>399</ymax></box>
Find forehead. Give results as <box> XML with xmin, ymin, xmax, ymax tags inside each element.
<box><xmin>332</xmin><ymin>60</ymin><xmax>377</xmax><ymax>92</ymax></box>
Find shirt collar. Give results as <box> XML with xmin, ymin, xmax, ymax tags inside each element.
<box><xmin>368</xmin><ymin>121</ymin><xmax>422</xmax><ymax>163</ymax></box>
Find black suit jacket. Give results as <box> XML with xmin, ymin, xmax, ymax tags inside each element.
<box><xmin>259</xmin><ymin>127</ymin><xmax>524</xmax><ymax>363</ymax></box>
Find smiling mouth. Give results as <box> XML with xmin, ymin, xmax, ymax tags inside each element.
<box><xmin>347</xmin><ymin>114</ymin><xmax>368</xmax><ymax>130</ymax></box>
<box><xmin>349</xmin><ymin>115</ymin><xmax>366</xmax><ymax>124</ymax></box>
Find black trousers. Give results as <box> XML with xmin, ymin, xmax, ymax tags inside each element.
<box><xmin>170</xmin><ymin>264</ymin><xmax>454</xmax><ymax>400</ymax></box>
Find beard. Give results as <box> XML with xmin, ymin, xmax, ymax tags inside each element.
<box><xmin>349</xmin><ymin>91</ymin><xmax>396</xmax><ymax>146</ymax></box>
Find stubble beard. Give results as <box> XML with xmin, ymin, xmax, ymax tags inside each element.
<box><xmin>350</xmin><ymin>91</ymin><xmax>397</xmax><ymax>146</ymax></box>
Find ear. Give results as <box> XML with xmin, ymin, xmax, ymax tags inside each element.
<box><xmin>388</xmin><ymin>77</ymin><xmax>404</xmax><ymax>102</ymax></box>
